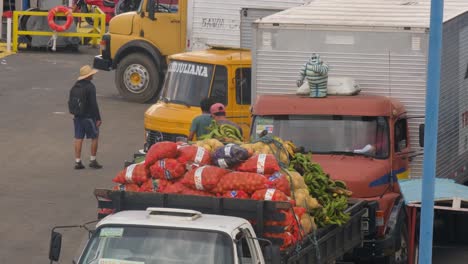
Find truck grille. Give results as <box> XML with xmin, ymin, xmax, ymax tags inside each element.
<box><xmin>146</xmin><ymin>130</ymin><xmax>186</xmax><ymax>149</ymax></box>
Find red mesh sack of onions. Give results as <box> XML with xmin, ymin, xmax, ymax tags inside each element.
<box><xmin>150</xmin><ymin>159</ymin><xmax>186</xmax><ymax>180</ymax></box>
<box><xmin>113</xmin><ymin>163</ymin><xmax>150</xmax><ymax>185</ymax></box>
<box><xmin>144</xmin><ymin>141</ymin><xmax>178</xmax><ymax>168</ymax></box>
<box><xmin>220</xmin><ymin>190</ymin><xmax>250</xmax><ymax>199</ymax></box>
<box><xmin>177</xmin><ymin>145</ymin><xmax>211</xmax><ymax>168</ymax></box>
<box><xmin>181</xmin><ymin>165</ymin><xmax>230</xmax><ymax>191</ymax></box>
<box><xmin>112</xmin><ymin>183</ymin><xmax>140</xmax><ymax>192</ymax></box>
<box><xmin>139</xmin><ymin>179</ymin><xmax>160</xmax><ymax>192</ymax></box>
<box><xmin>213</xmin><ymin>172</ymin><xmax>267</xmax><ymax>194</ymax></box>
<box><xmin>266</xmin><ymin>172</ymin><xmax>291</xmax><ymax>196</ymax></box>
<box><xmin>161</xmin><ymin>181</ymin><xmax>213</xmax><ymax>196</ymax></box>
<box><xmin>251</xmin><ymin>188</ymin><xmax>289</xmax><ymax>202</ymax></box>
<box><xmin>237</xmin><ymin>154</ymin><xmax>280</xmax><ymax>175</ymax></box>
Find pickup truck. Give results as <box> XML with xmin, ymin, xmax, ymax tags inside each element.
<box><xmin>48</xmin><ymin>188</ymin><xmax>367</xmax><ymax>264</ymax></box>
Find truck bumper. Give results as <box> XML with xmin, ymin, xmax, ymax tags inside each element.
<box><xmin>93</xmin><ymin>55</ymin><xmax>112</xmax><ymax>71</ymax></box>
<box><xmin>353</xmin><ymin>236</ymin><xmax>398</xmax><ymax>258</ymax></box>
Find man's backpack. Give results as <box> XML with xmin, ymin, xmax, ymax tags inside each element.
<box><xmin>68</xmin><ymin>83</ymin><xmax>87</xmax><ymax>116</ymax></box>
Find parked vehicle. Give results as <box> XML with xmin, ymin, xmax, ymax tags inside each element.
<box><xmin>73</xmin><ymin>0</ymin><xmax>118</xmax><ymax>25</ymax></box>
<box><xmin>248</xmin><ymin>0</ymin><xmax>468</xmax><ymax>262</ymax></box>
<box><xmin>48</xmin><ymin>189</ymin><xmax>368</xmax><ymax>264</ymax></box>
<box><xmin>93</xmin><ymin>0</ymin><xmax>309</xmax><ymax>103</ymax></box>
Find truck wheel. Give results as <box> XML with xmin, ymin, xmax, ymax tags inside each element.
<box><xmin>115</xmin><ymin>53</ymin><xmax>160</xmax><ymax>103</ymax></box>
<box><xmin>386</xmin><ymin>222</ymin><xmax>409</xmax><ymax>264</ymax></box>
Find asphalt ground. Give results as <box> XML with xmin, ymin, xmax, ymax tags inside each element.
<box><xmin>0</xmin><ymin>46</ymin><xmax>148</xmax><ymax>263</ymax></box>
<box><xmin>1</xmin><ymin>46</ymin><xmax>468</xmax><ymax>263</ymax></box>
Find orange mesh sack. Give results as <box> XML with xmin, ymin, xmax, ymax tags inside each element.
<box><xmin>220</xmin><ymin>190</ymin><xmax>250</xmax><ymax>199</ymax></box>
<box><xmin>264</xmin><ymin>232</ymin><xmax>296</xmax><ymax>250</ymax></box>
<box><xmin>251</xmin><ymin>189</ymin><xmax>289</xmax><ymax>202</ymax></box>
<box><xmin>177</xmin><ymin>145</ymin><xmax>211</xmax><ymax>168</ymax></box>
<box><xmin>266</xmin><ymin>172</ymin><xmax>291</xmax><ymax>196</ymax></box>
<box><xmin>139</xmin><ymin>179</ymin><xmax>160</xmax><ymax>192</ymax></box>
<box><xmin>181</xmin><ymin>165</ymin><xmax>230</xmax><ymax>191</ymax></box>
<box><xmin>214</xmin><ymin>172</ymin><xmax>267</xmax><ymax>194</ymax></box>
<box><xmin>145</xmin><ymin>141</ymin><xmax>178</xmax><ymax>168</ymax></box>
<box><xmin>162</xmin><ymin>181</ymin><xmax>213</xmax><ymax>196</ymax></box>
<box><xmin>113</xmin><ymin>163</ymin><xmax>150</xmax><ymax>185</ymax></box>
<box><xmin>237</xmin><ymin>154</ymin><xmax>280</xmax><ymax>175</ymax></box>
<box><xmin>150</xmin><ymin>159</ymin><xmax>186</xmax><ymax>180</ymax></box>
<box><xmin>112</xmin><ymin>183</ymin><xmax>140</xmax><ymax>192</ymax></box>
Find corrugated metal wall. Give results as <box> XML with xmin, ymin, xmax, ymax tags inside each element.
<box><xmin>189</xmin><ymin>0</ymin><xmax>307</xmax><ymax>50</ymax></box>
<box><xmin>240</xmin><ymin>8</ymin><xmax>284</xmax><ymax>49</ymax></box>
<box><xmin>438</xmin><ymin>13</ymin><xmax>468</xmax><ymax>181</ymax></box>
<box><xmin>252</xmin><ymin>27</ymin><xmax>428</xmax><ymax>177</ymax></box>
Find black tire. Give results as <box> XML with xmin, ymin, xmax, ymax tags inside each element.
<box><xmin>385</xmin><ymin>221</ymin><xmax>409</xmax><ymax>264</ymax></box>
<box><xmin>115</xmin><ymin>53</ymin><xmax>161</xmax><ymax>103</ymax></box>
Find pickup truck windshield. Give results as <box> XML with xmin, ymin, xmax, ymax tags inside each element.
<box><xmin>161</xmin><ymin>60</ymin><xmax>214</xmax><ymax>107</ymax></box>
<box><xmin>79</xmin><ymin>226</ymin><xmax>234</xmax><ymax>264</ymax></box>
<box><xmin>253</xmin><ymin>115</ymin><xmax>389</xmax><ymax>159</ymax></box>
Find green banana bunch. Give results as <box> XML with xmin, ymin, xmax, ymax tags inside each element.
<box><xmin>289</xmin><ymin>153</ymin><xmax>352</xmax><ymax>227</ymax></box>
<box><xmin>199</xmin><ymin>120</ymin><xmax>243</xmax><ymax>143</ymax></box>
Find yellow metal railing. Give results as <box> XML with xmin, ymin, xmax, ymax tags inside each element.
<box><xmin>12</xmin><ymin>7</ymin><xmax>106</xmax><ymax>52</ymax></box>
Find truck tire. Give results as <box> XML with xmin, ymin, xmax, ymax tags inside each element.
<box><xmin>385</xmin><ymin>221</ymin><xmax>408</xmax><ymax>264</ymax></box>
<box><xmin>115</xmin><ymin>53</ymin><xmax>160</xmax><ymax>103</ymax></box>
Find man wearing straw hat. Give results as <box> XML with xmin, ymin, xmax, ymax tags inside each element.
<box><xmin>69</xmin><ymin>65</ymin><xmax>103</xmax><ymax>170</ymax></box>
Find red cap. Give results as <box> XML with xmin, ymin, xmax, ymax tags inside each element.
<box><xmin>210</xmin><ymin>103</ymin><xmax>226</xmax><ymax>115</ymax></box>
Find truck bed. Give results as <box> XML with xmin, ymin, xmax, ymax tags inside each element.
<box><xmin>94</xmin><ymin>189</ymin><xmax>367</xmax><ymax>264</ymax></box>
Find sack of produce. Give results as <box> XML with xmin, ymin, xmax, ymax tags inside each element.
<box><xmin>264</xmin><ymin>210</ymin><xmax>294</xmax><ymax>228</ymax></box>
<box><xmin>139</xmin><ymin>179</ymin><xmax>160</xmax><ymax>192</ymax></box>
<box><xmin>237</xmin><ymin>154</ymin><xmax>280</xmax><ymax>175</ymax></box>
<box><xmin>251</xmin><ymin>188</ymin><xmax>289</xmax><ymax>202</ymax></box>
<box><xmin>177</xmin><ymin>145</ymin><xmax>211</xmax><ymax>168</ymax></box>
<box><xmin>150</xmin><ymin>159</ymin><xmax>186</xmax><ymax>180</ymax></box>
<box><xmin>293</xmin><ymin>188</ymin><xmax>321</xmax><ymax>210</ymax></box>
<box><xmin>145</xmin><ymin>141</ymin><xmax>178</xmax><ymax>167</ymax></box>
<box><xmin>214</xmin><ymin>172</ymin><xmax>267</xmax><ymax>194</ymax></box>
<box><xmin>284</xmin><ymin>170</ymin><xmax>308</xmax><ymax>190</ymax></box>
<box><xmin>220</xmin><ymin>190</ymin><xmax>250</xmax><ymax>199</ymax></box>
<box><xmin>162</xmin><ymin>181</ymin><xmax>213</xmax><ymax>196</ymax></box>
<box><xmin>194</xmin><ymin>138</ymin><xmax>224</xmax><ymax>152</ymax></box>
<box><xmin>112</xmin><ymin>183</ymin><xmax>140</xmax><ymax>192</ymax></box>
<box><xmin>264</xmin><ymin>232</ymin><xmax>296</xmax><ymax>250</ymax></box>
<box><xmin>113</xmin><ymin>163</ymin><xmax>150</xmax><ymax>185</ymax></box>
<box><xmin>181</xmin><ymin>165</ymin><xmax>230</xmax><ymax>191</ymax></box>
<box><xmin>266</xmin><ymin>172</ymin><xmax>291</xmax><ymax>196</ymax></box>
<box><xmin>212</xmin><ymin>143</ymin><xmax>250</xmax><ymax>168</ymax></box>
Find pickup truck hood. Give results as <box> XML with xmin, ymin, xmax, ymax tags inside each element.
<box><xmin>144</xmin><ymin>102</ymin><xmax>201</xmax><ymax>135</ymax></box>
<box><xmin>109</xmin><ymin>12</ymin><xmax>136</xmax><ymax>35</ymax></box>
<box><xmin>312</xmin><ymin>155</ymin><xmax>393</xmax><ymax>198</ymax></box>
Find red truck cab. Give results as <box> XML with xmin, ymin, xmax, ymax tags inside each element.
<box><xmin>252</xmin><ymin>94</ymin><xmax>411</xmax><ymax>261</ymax></box>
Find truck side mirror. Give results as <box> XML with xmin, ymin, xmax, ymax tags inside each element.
<box><xmin>419</xmin><ymin>124</ymin><xmax>425</xmax><ymax>147</ymax></box>
<box><xmin>49</xmin><ymin>231</ymin><xmax>62</xmax><ymax>262</ymax></box>
<box><xmin>147</xmin><ymin>0</ymin><xmax>156</xmax><ymax>20</ymax></box>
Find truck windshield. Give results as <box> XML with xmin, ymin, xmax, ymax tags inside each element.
<box><xmin>79</xmin><ymin>226</ymin><xmax>234</xmax><ymax>264</ymax></box>
<box><xmin>253</xmin><ymin>115</ymin><xmax>389</xmax><ymax>159</ymax></box>
<box><xmin>161</xmin><ymin>60</ymin><xmax>214</xmax><ymax>107</ymax></box>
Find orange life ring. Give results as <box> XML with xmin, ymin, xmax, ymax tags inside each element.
<box><xmin>47</xmin><ymin>6</ymin><xmax>73</xmax><ymax>32</ymax></box>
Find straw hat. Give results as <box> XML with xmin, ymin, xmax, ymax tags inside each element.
<box><xmin>78</xmin><ymin>65</ymin><xmax>98</xmax><ymax>80</ymax></box>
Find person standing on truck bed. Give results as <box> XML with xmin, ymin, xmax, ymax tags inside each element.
<box><xmin>210</xmin><ymin>103</ymin><xmax>243</xmax><ymax>136</ymax></box>
<box><xmin>69</xmin><ymin>65</ymin><xmax>103</xmax><ymax>170</ymax></box>
<box><xmin>188</xmin><ymin>97</ymin><xmax>216</xmax><ymax>141</ymax></box>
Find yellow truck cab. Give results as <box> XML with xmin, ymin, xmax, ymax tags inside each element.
<box><xmin>144</xmin><ymin>48</ymin><xmax>252</xmax><ymax>148</ymax></box>
<box><xmin>93</xmin><ymin>0</ymin><xmax>307</xmax><ymax>103</ymax></box>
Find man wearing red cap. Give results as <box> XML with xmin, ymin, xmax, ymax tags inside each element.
<box><xmin>210</xmin><ymin>103</ymin><xmax>243</xmax><ymax>137</ymax></box>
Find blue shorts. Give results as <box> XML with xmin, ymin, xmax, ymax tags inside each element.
<box><xmin>74</xmin><ymin>118</ymin><xmax>99</xmax><ymax>139</ymax></box>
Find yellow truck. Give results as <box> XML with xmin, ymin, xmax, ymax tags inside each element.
<box><xmin>93</xmin><ymin>0</ymin><xmax>307</xmax><ymax>146</ymax></box>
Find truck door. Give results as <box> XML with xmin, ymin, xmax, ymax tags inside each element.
<box><xmin>234</xmin><ymin>228</ymin><xmax>262</xmax><ymax>264</ymax></box>
<box><xmin>393</xmin><ymin>118</ymin><xmax>410</xmax><ymax>181</ymax></box>
<box><xmin>139</xmin><ymin>0</ymin><xmax>183</xmax><ymax>56</ymax></box>
<box><xmin>231</xmin><ymin>66</ymin><xmax>252</xmax><ymax>141</ymax></box>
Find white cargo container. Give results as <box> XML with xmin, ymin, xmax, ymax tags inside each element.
<box><xmin>251</xmin><ymin>0</ymin><xmax>468</xmax><ymax>181</ymax></box>
<box><xmin>187</xmin><ymin>0</ymin><xmax>311</xmax><ymax>50</ymax></box>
